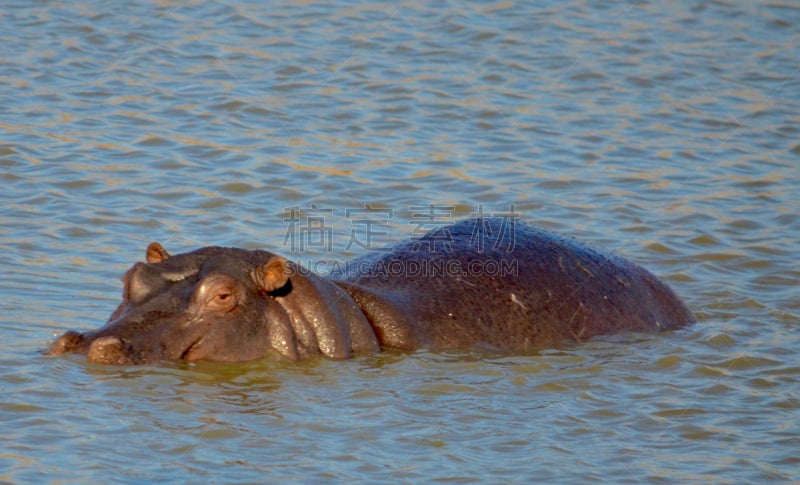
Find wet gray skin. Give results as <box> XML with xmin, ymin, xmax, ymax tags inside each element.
<box><xmin>48</xmin><ymin>218</ymin><xmax>695</xmax><ymax>365</ymax></box>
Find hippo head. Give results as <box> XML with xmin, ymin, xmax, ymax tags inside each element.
<box><xmin>48</xmin><ymin>243</ymin><xmax>301</xmax><ymax>365</ymax></box>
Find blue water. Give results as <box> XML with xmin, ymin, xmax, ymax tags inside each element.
<box><xmin>1</xmin><ymin>1</ymin><xmax>798</xmax><ymax>482</ymax></box>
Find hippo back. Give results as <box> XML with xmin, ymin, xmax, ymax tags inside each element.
<box><xmin>331</xmin><ymin>218</ymin><xmax>694</xmax><ymax>351</ymax></box>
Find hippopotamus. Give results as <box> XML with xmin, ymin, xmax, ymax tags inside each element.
<box><xmin>48</xmin><ymin>218</ymin><xmax>695</xmax><ymax>365</ymax></box>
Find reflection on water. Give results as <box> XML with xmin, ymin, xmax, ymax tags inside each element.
<box><xmin>1</xmin><ymin>0</ymin><xmax>798</xmax><ymax>483</ymax></box>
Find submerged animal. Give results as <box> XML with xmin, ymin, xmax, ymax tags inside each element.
<box><xmin>48</xmin><ymin>218</ymin><xmax>695</xmax><ymax>365</ymax></box>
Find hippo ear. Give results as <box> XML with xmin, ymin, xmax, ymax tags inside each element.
<box><xmin>146</xmin><ymin>242</ymin><xmax>170</xmax><ymax>264</ymax></box>
<box><xmin>252</xmin><ymin>256</ymin><xmax>290</xmax><ymax>293</ymax></box>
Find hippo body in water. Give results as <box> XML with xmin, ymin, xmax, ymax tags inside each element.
<box><xmin>49</xmin><ymin>218</ymin><xmax>695</xmax><ymax>365</ymax></box>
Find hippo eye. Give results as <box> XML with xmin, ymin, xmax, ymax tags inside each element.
<box><xmin>194</xmin><ymin>274</ymin><xmax>240</xmax><ymax>312</ymax></box>
<box><xmin>206</xmin><ymin>289</ymin><xmax>237</xmax><ymax>311</ymax></box>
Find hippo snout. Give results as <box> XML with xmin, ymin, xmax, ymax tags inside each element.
<box><xmin>48</xmin><ymin>330</ymin><xmax>85</xmax><ymax>355</ymax></box>
<box><xmin>48</xmin><ymin>332</ymin><xmax>137</xmax><ymax>365</ymax></box>
<box><xmin>86</xmin><ymin>336</ymin><xmax>136</xmax><ymax>365</ymax></box>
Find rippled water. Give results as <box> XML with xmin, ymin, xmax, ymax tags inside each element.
<box><xmin>2</xmin><ymin>1</ymin><xmax>798</xmax><ymax>482</ymax></box>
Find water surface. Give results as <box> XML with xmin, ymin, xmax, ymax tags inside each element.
<box><xmin>1</xmin><ymin>1</ymin><xmax>798</xmax><ymax>483</ymax></box>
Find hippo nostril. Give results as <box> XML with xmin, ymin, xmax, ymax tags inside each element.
<box><xmin>48</xmin><ymin>331</ymin><xmax>85</xmax><ymax>355</ymax></box>
<box><xmin>87</xmin><ymin>336</ymin><xmax>136</xmax><ymax>365</ymax></box>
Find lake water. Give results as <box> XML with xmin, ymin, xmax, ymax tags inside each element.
<box><xmin>2</xmin><ymin>0</ymin><xmax>798</xmax><ymax>482</ymax></box>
